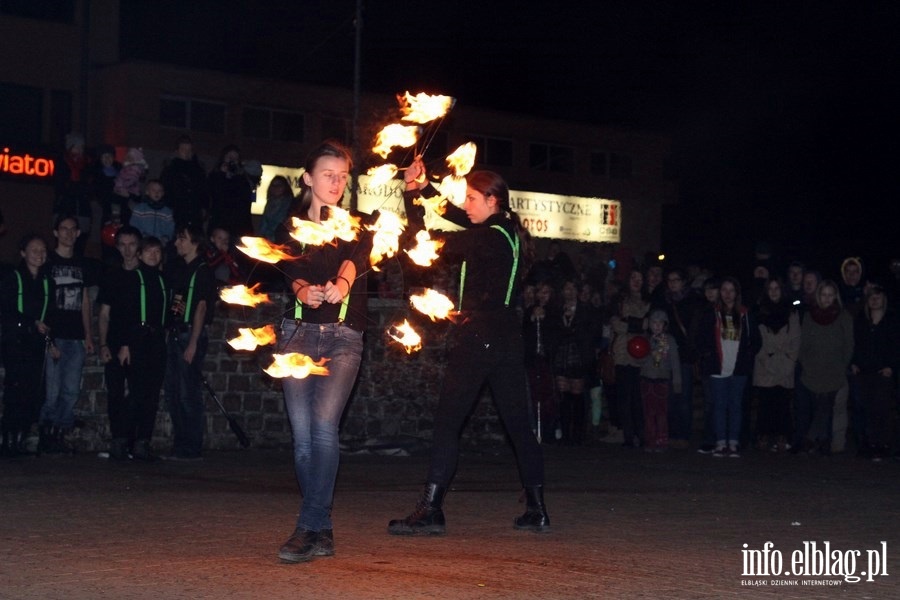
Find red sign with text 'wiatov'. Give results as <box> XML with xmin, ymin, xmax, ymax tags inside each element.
<box><xmin>1</xmin><ymin>146</ymin><xmax>56</xmax><ymax>178</ymax></box>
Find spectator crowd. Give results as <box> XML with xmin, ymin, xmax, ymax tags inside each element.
<box><xmin>1</xmin><ymin>131</ymin><xmax>899</xmax><ymax>467</ymax></box>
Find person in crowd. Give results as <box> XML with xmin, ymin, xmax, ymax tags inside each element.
<box><xmin>795</xmin><ymin>280</ymin><xmax>854</xmax><ymax>456</ymax></box>
<box><xmin>160</xmin><ymin>135</ymin><xmax>209</xmax><ymax>228</ymax></box>
<box><xmin>39</xmin><ymin>216</ymin><xmax>96</xmax><ymax>454</ymax></box>
<box><xmin>258</xmin><ymin>175</ymin><xmax>295</xmax><ymax>242</ymax></box>
<box><xmin>273</xmin><ymin>141</ymin><xmax>374</xmax><ymax>563</ymax></box>
<box><xmin>129</xmin><ymin>179</ymin><xmax>175</xmax><ymax>247</ymax></box>
<box><xmin>112</xmin><ymin>147</ymin><xmax>149</xmax><ymax>224</ymax></box>
<box><xmin>163</xmin><ymin>224</ymin><xmax>215</xmax><ymax>461</ymax></box>
<box><xmin>694</xmin><ymin>276</ymin><xmax>721</xmax><ymax>453</ymax></box>
<box><xmin>90</xmin><ymin>144</ymin><xmax>123</xmax><ymax>225</ymax></box>
<box><xmin>784</xmin><ymin>260</ymin><xmax>805</xmax><ymax>309</ymax></box>
<box><xmin>838</xmin><ymin>257</ymin><xmax>866</xmax><ymax>318</ymax></box>
<box><xmin>140</xmin><ymin>236</ymin><xmax>165</xmax><ymax>270</ymax></box>
<box><xmin>662</xmin><ymin>267</ymin><xmax>702</xmax><ymax>449</ymax></box>
<box><xmin>205</xmin><ymin>226</ymin><xmax>247</xmax><ymax>287</ymax></box>
<box><xmin>0</xmin><ymin>234</ymin><xmax>54</xmax><ymax>457</ymax></box>
<box><xmin>849</xmin><ymin>284</ymin><xmax>899</xmax><ymax>461</ymax></box>
<box><xmin>388</xmin><ymin>157</ymin><xmax>548</xmax><ymax>537</ymax></box>
<box><xmin>695</xmin><ymin>276</ymin><xmax>760</xmax><ymax>458</ymax></box>
<box><xmin>97</xmin><ymin>227</ymin><xmax>168</xmax><ymax>461</ymax></box>
<box><xmin>644</xmin><ymin>261</ymin><xmax>666</xmax><ymax>309</ymax></box>
<box><xmin>610</xmin><ymin>269</ymin><xmax>650</xmax><ymax>448</ymax></box>
<box><xmin>552</xmin><ymin>279</ymin><xmax>595</xmax><ymax>445</ymax></box>
<box><xmin>523</xmin><ymin>282</ymin><xmax>558</xmax><ymax>442</ymax></box>
<box><xmin>52</xmin><ymin>133</ymin><xmax>93</xmax><ymax>256</ymax></box>
<box><xmin>207</xmin><ymin>145</ymin><xmax>255</xmax><ymax>238</ymax></box>
<box><xmin>639</xmin><ymin>309</ymin><xmax>681</xmax><ymax>452</ymax></box>
<box><xmin>752</xmin><ymin>277</ymin><xmax>800</xmax><ymax>453</ymax></box>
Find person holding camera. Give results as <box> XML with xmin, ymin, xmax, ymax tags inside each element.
<box><xmin>207</xmin><ymin>145</ymin><xmax>255</xmax><ymax>239</ymax></box>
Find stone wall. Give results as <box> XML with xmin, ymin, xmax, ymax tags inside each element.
<box><xmin>1</xmin><ymin>295</ymin><xmax>507</xmax><ymax>453</ymax></box>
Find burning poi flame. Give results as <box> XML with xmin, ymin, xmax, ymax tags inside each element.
<box><xmin>405</xmin><ymin>229</ymin><xmax>444</xmax><ymax>267</ymax></box>
<box><xmin>372</xmin><ymin>124</ymin><xmax>419</xmax><ymax>159</ymax></box>
<box><xmin>388</xmin><ymin>319</ymin><xmax>422</xmax><ymax>354</ymax></box>
<box><xmin>366</xmin><ymin>164</ymin><xmax>399</xmax><ymax>187</ymax></box>
<box><xmin>410</xmin><ymin>288</ymin><xmax>455</xmax><ymax>321</ymax></box>
<box><xmin>446</xmin><ymin>142</ymin><xmax>477</xmax><ymax>175</ymax></box>
<box><xmin>398</xmin><ymin>92</ymin><xmax>456</xmax><ymax>124</ymax></box>
<box><xmin>289</xmin><ymin>206</ymin><xmax>360</xmax><ymax>246</ymax></box>
<box><xmin>264</xmin><ymin>353</ymin><xmax>330</xmax><ymax>379</ymax></box>
<box><xmin>367</xmin><ymin>210</ymin><xmax>405</xmax><ymax>268</ymax></box>
<box><xmin>219</xmin><ymin>283</ymin><xmax>271</xmax><ymax>307</ymax></box>
<box><xmin>227</xmin><ymin>325</ymin><xmax>277</xmax><ymax>351</ymax></box>
<box><xmin>438</xmin><ymin>174</ymin><xmax>468</xmax><ymax>206</ymax></box>
<box><xmin>236</xmin><ymin>237</ymin><xmax>294</xmax><ymax>264</ymax></box>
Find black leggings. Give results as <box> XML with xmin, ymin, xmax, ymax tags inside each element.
<box><xmin>427</xmin><ymin>327</ymin><xmax>544</xmax><ymax>487</ymax></box>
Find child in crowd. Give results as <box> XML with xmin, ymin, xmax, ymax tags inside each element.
<box><xmin>112</xmin><ymin>147</ymin><xmax>148</xmax><ymax>224</ymax></box>
<box><xmin>129</xmin><ymin>179</ymin><xmax>175</xmax><ymax>247</ymax></box>
<box><xmin>639</xmin><ymin>310</ymin><xmax>681</xmax><ymax>451</ymax></box>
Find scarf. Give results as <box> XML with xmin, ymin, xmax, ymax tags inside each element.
<box><xmin>758</xmin><ymin>298</ymin><xmax>790</xmax><ymax>333</ymax></box>
<box><xmin>809</xmin><ymin>303</ymin><xmax>840</xmax><ymax>326</ymax></box>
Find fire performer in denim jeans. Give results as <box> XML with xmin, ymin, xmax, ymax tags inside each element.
<box><xmin>275</xmin><ymin>141</ymin><xmax>374</xmax><ymax>564</ymax></box>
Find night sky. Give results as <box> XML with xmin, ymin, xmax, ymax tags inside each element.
<box><xmin>121</xmin><ymin>1</ymin><xmax>900</xmax><ymax>280</ymax></box>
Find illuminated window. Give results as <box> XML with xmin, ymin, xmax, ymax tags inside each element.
<box><xmin>160</xmin><ymin>96</ymin><xmax>225</xmax><ymax>134</ymax></box>
<box><xmin>468</xmin><ymin>135</ymin><xmax>513</xmax><ymax>167</ymax></box>
<box><xmin>529</xmin><ymin>143</ymin><xmax>573</xmax><ymax>173</ymax></box>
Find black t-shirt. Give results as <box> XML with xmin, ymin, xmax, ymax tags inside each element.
<box><xmin>98</xmin><ymin>265</ymin><xmax>167</xmax><ymax>348</ymax></box>
<box><xmin>279</xmin><ymin>208</ymin><xmax>374</xmax><ymax>332</ymax></box>
<box><xmin>45</xmin><ymin>252</ymin><xmax>96</xmax><ymax>340</ymax></box>
<box><xmin>164</xmin><ymin>255</ymin><xmax>215</xmax><ymax>328</ymax></box>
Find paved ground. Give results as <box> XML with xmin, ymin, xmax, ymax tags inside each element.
<box><xmin>1</xmin><ymin>441</ymin><xmax>897</xmax><ymax>599</ymax></box>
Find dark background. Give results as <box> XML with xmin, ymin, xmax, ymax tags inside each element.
<box><xmin>121</xmin><ymin>0</ymin><xmax>900</xmax><ymax>281</ymax></box>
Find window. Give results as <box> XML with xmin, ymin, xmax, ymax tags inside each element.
<box><xmin>590</xmin><ymin>151</ymin><xmax>608</xmax><ymax>176</ymax></box>
<box><xmin>468</xmin><ymin>135</ymin><xmax>513</xmax><ymax>167</ymax></box>
<box><xmin>159</xmin><ymin>96</ymin><xmax>225</xmax><ymax>134</ymax></box>
<box><xmin>49</xmin><ymin>89</ymin><xmax>73</xmax><ymax>148</ymax></box>
<box><xmin>320</xmin><ymin>117</ymin><xmax>349</xmax><ymax>145</ymax></box>
<box><xmin>529</xmin><ymin>143</ymin><xmax>574</xmax><ymax>173</ymax></box>
<box><xmin>0</xmin><ymin>82</ymin><xmax>43</xmax><ymax>145</ymax></box>
<box><xmin>610</xmin><ymin>152</ymin><xmax>633</xmax><ymax>178</ymax></box>
<box><xmin>242</xmin><ymin>107</ymin><xmax>304</xmax><ymax>142</ymax></box>
<box><xmin>1</xmin><ymin>0</ymin><xmax>75</xmax><ymax>22</ymax></box>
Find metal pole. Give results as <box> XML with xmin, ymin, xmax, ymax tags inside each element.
<box><xmin>349</xmin><ymin>0</ymin><xmax>364</xmax><ymax>211</ymax></box>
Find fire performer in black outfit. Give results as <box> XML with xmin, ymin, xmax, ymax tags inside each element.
<box><xmin>388</xmin><ymin>158</ymin><xmax>549</xmax><ymax>535</ymax></box>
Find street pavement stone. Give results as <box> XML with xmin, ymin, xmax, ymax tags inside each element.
<box><xmin>0</xmin><ymin>442</ymin><xmax>897</xmax><ymax>599</ymax></box>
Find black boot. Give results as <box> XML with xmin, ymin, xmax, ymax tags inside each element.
<box><xmin>387</xmin><ymin>483</ymin><xmax>447</xmax><ymax>535</ymax></box>
<box><xmin>514</xmin><ymin>485</ymin><xmax>551</xmax><ymax>532</ymax></box>
<box><xmin>38</xmin><ymin>424</ymin><xmax>53</xmax><ymax>455</ymax></box>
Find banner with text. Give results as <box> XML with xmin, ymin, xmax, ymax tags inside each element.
<box><xmin>255</xmin><ymin>167</ymin><xmax>621</xmax><ymax>243</ymax></box>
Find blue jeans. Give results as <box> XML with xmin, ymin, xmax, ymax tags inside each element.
<box><xmin>710</xmin><ymin>375</ymin><xmax>747</xmax><ymax>446</ymax></box>
<box><xmin>41</xmin><ymin>338</ymin><xmax>86</xmax><ymax>428</ymax></box>
<box><xmin>279</xmin><ymin>320</ymin><xmax>363</xmax><ymax>532</ymax></box>
<box><xmin>165</xmin><ymin>328</ymin><xmax>208</xmax><ymax>458</ymax></box>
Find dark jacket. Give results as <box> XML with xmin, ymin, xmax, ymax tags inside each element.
<box><xmin>694</xmin><ymin>303</ymin><xmax>761</xmax><ymax>378</ymax></box>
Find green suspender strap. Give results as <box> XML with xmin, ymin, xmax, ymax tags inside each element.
<box><xmin>294</xmin><ymin>284</ymin><xmax>350</xmax><ymax>322</ymax></box>
<box><xmin>290</xmin><ymin>243</ymin><xmax>349</xmax><ymax>323</ymax></box>
<box><xmin>135</xmin><ymin>269</ymin><xmax>168</xmax><ymax>326</ymax></box>
<box><xmin>182</xmin><ymin>265</ymin><xmax>202</xmax><ymax>325</ymax></box>
<box><xmin>15</xmin><ymin>271</ymin><xmax>50</xmax><ymax>322</ymax></box>
<box><xmin>458</xmin><ymin>224</ymin><xmax>520</xmax><ymax>310</ymax></box>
